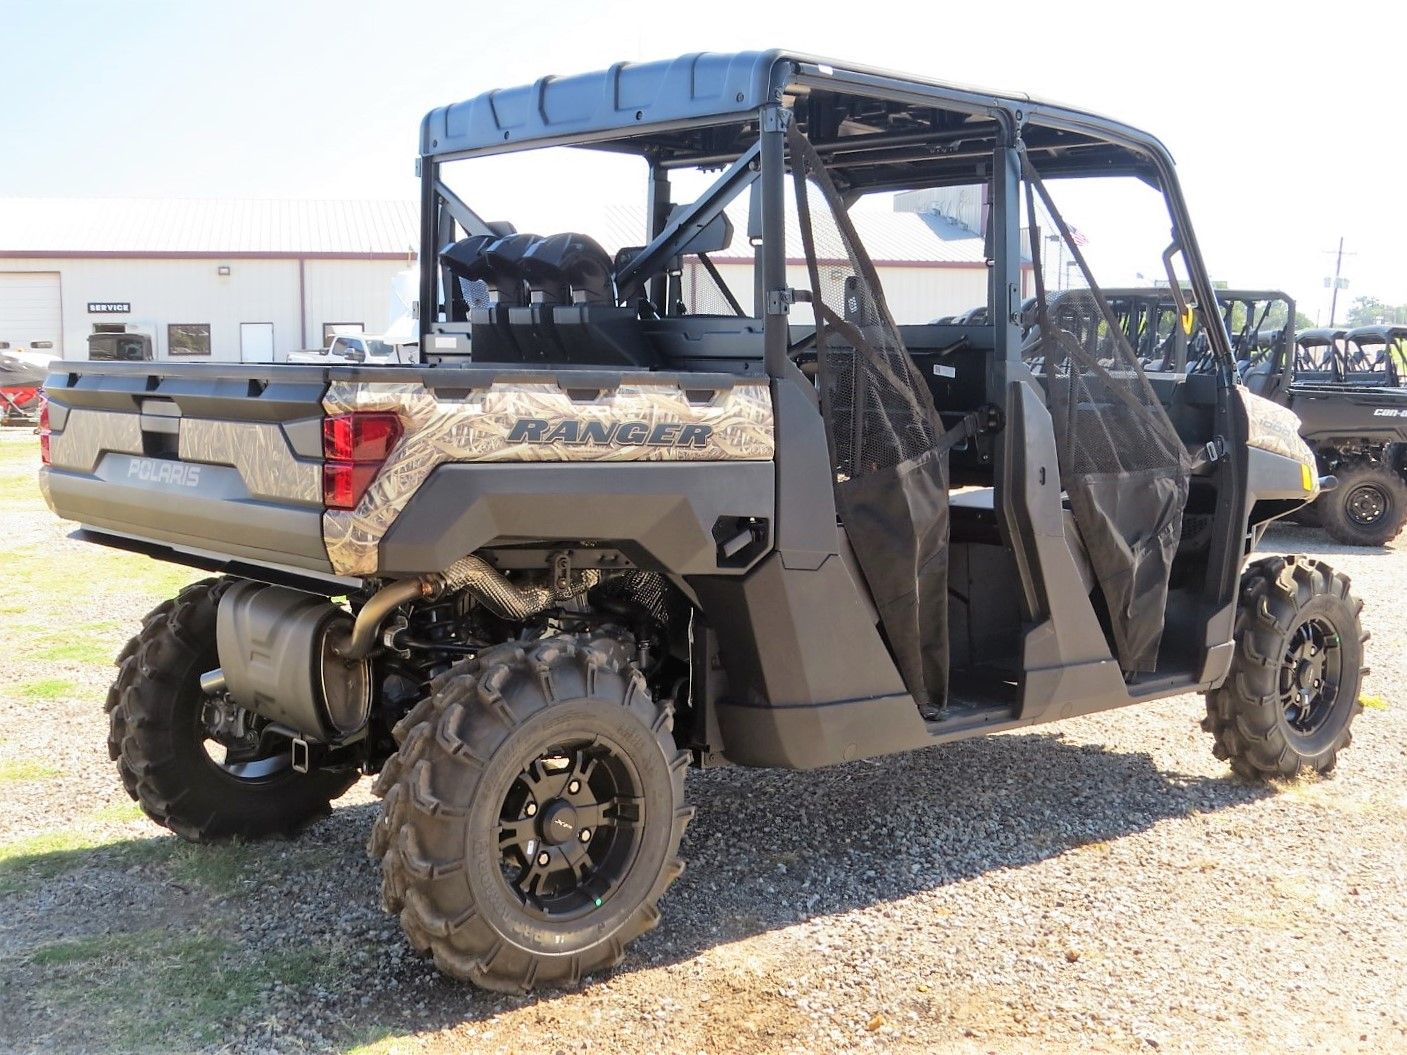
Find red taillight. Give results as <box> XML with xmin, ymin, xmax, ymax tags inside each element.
<box><xmin>323</xmin><ymin>461</ymin><xmax>383</xmax><ymax>509</ymax></box>
<box><xmin>321</xmin><ymin>412</ymin><xmax>402</xmax><ymax>510</ymax></box>
<box><xmin>38</xmin><ymin>396</ymin><xmax>50</xmax><ymax>465</ymax></box>
<box><xmin>323</xmin><ymin>412</ymin><xmax>402</xmax><ymax>462</ymax></box>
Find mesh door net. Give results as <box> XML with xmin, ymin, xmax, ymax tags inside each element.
<box><xmin>788</xmin><ymin>125</ymin><xmax>954</xmax><ymax>716</ymax></box>
<box><xmin>1021</xmin><ymin>156</ymin><xmax>1191</xmax><ymax>671</ymax></box>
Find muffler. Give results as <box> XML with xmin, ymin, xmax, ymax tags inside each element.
<box><xmin>212</xmin><ymin>580</ymin><xmax>371</xmax><ymax>742</ymax></box>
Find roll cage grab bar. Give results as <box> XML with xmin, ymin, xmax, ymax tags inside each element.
<box><xmin>418</xmin><ymin>95</ymin><xmax>1236</xmax><ymax>381</ymax></box>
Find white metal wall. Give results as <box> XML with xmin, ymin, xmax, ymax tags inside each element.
<box><xmin>302</xmin><ymin>259</ymin><xmax>414</xmax><ymax>347</ymax></box>
<box><xmin>0</xmin><ymin>256</ymin><xmax>409</xmax><ymax>361</ymax></box>
<box><xmin>690</xmin><ymin>261</ymin><xmax>990</xmax><ymax>326</ymax></box>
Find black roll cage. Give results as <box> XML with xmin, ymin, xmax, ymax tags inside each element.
<box><xmin>416</xmin><ymin>54</ymin><xmax>1235</xmax><ymax>382</ymax></box>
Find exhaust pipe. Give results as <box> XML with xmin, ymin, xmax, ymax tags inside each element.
<box><xmin>340</xmin><ymin>554</ymin><xmax>601</xmax><ymax>660</ymax></box>
<box><xmin>207</xmin><ymin>556</ymin><xmax>599</xmax><ymax>743</ymax></box>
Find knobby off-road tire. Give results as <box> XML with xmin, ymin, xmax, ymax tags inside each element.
<box><xmin>1203</xmin><ymin>556</ymin><xmax>1366</xmax><ymax>781</ymax></box>
<box><xmin>369</xmin><ymin>632</ymin><xmax>692</xmax><ymax>993</ymax></box>
<box><xmin>1317</xmin><ymin>460</ymin><xmax>1407</xmax><ymax>547</ymax></box>
<box><xmin>107</xmin><ymin>577</ymin><xmax>357</xmax><ymax>841</ymax></box>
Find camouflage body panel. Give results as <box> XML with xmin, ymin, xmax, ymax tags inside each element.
<box><xmin>322</xmin><ymin>377</ymin><xmax>775</xmax><ymax>576</ymax></box>
<box><xmin>1237</xmin><ymin>388</ymin><xmax>1316</xmax><ymax>471</ymax></box>
<box><xmin>179</xmin><ymin>419</ymin><xmax>320</xmax><ymax>504</ymax></box>
<box><xmin>46</xmin><ymin>409</ymin><xmax>143</xmax><ymax>473</ymax></box>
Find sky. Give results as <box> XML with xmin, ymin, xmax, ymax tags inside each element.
<box><xmin>2</xmin><ymin>0</ymin><xmax>1400</xmax><ymax>322</ymax></box>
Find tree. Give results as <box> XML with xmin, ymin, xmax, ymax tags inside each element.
<box><xmin>1346</xmin><ymin>296</ymin><xmax>1407</xmax><ymax>327</ymax></box>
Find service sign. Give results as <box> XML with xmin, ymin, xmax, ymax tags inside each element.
<box><xmin>87</xmin><ymin>302</ymin><xmax>131</xmax><ymax>314</ymax></box>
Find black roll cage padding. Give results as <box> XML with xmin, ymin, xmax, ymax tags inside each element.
<box><xmin>614</xmin><ymin>139</ymin><xmax>763</xmax><ymax>304</ymax></box>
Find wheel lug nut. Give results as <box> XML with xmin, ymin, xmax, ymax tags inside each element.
<box><xmin>568</xmin><ymin>780</ymin><xmax>581</xmax><ymax>794</ymax></box>
<box><xmin>537</xmin><ymin>851</ymin><xmax>550</xmax><ymax>866</ymax></box>
<box><xmin>580</xmin><ymin>828</ymin><xmax>592</xmax><ymax>842</ymax></box>
<box><xmin>525</xmin><ymin>802</ymin><xmax>537</xmax><ymax>817</ymax></box>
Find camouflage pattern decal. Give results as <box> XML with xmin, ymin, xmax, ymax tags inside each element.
<box><xmin>1237</xmin><ymin>388</ymin><xmax>1316</xmax><ymax>470</ymax></box>
<box><xmin>46</xmin><ymin>409</ymin><xmax>143</xmax><ymax>473</ymax></box>
<box><xmin>322</xmin><ymin>378</ymin><xmax>775</xmax><ymax>576</ymax></box>
<box><xmin>179</xmin><ymin>420</ymin><xmax>320</xmax><ymax>504</ymax></box>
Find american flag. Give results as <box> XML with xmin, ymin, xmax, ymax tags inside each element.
<box><xmin>1067</xmin><ymin>225</ymin><xmax>1090</xmax><ymax>248</ymax></box>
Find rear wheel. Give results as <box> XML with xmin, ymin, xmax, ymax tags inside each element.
<box><xmin>369</xmin><ymin>632</ymin><xmax>692</xmax><ymax>992</ymax></box>
<box><xmin>1318</xmin><ymin>460</ymin><xmax>1407</xmax><ymax>546</ymax></box>
<box><xmin>107</xmin><ymin>578</ymin><xmax>357</xmax><ymax>841</ymax></box>
<box><xmin>1203</xmin><ymin>556</ymin><xmax>1367</xmax><ymax>780</ymax></box>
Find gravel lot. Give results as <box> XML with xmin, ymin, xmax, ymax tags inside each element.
<box><xmin>1</xmin><ymin>428</ymin><xmax>1404</xmax><ymax>1054</ymax></box>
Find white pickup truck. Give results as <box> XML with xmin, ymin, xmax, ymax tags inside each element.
<box><xmin>286</xmin><ymin>333</ymin><xmax>414</xmax><ymax>366</ymax></box>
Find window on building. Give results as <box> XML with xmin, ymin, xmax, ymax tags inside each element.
<box><xmin>168</xmin><ymin>324</ymin><xmax>211</xmax><ymax>356</ymax></box>
<box><xmin>323</xmin><ymin>322</ymin><xmax>363</xmax><ymax>344</ymax></box>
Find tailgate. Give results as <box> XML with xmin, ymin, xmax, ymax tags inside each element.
<box><xmin>40</xmin><ymin>361</ymin><xmax>336</xmax><ymax>574</ymax></box>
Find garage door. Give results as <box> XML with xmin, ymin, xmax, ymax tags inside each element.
<box><xmin>0</xmin><ymin>272</ymin><xmax>62</xmax><ymax>352</ymax></box>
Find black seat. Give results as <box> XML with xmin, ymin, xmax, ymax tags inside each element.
<box><xmin>461</xmin><ymin>231</ymin><xmax>655</xmax><ymax>367</ymax></box>
<box><xmin>521</xmin><ymin>233</ymin><xmax>613</xmax><ymax>304</ymax></box>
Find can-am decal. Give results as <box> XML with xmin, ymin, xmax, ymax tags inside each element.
<box><xmin>1372</xmin><ymin>408</ymin><xmax>1407</xmax><ymax>417</ymax></box>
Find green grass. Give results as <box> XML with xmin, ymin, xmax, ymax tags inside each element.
<box><xmin>0</xmin><ymin>758</ymin><xmax>61</xmax><ymax>783</ymax></box>
<box><xmin>0</xmin><ymin>437</ymin><xmax>37</xmax><ymax>470</ymax></box>
<box><xmin>17</xmin><ymin>677</ymin><xmax>78</xmax><ymax>701</ymax></box>
<box><xmin>19</xmin><ymin>926</ymin><xmax>343</xmax><ymax>1049</ymax></box>
<box><xmin>344</xmin><ymin>1028</ymin><xmax>410</xmax><ymax>1055</ymax></box>
<box><xmin>8</xmin><ymin>619</ymin><xmax>128</xmax><ymax>668</ymax></box>
<box><xmin>30</xmin><ymin>635</ymin><xmax>122</xmax><ymax>666</ymax></box>
<box><xmin>90</xmin><ymin>801</ymin><xmax>145</xmax><ymax>823</ymax></box>
<box><xmin>0</xmin><ymin>472</ymin><xmax>42</xmax><ymax>503</ymax></box>
<box><xmin>168</xmin><ymin>841</ymin><xmax>263</xmax><ymax>896</ymax></box>
<box><xmin>0</xmin><ymin>821</ymin><xmax>304</xmax><ymax>899</ymax></box>
<box><xmin>0</xmin><ymin>828</ymin><xmax>175</xmax><ymax>895</ymax></box>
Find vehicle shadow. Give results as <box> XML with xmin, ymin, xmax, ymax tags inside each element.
<box><xmin>0</xmin><ymin>725</ymin><xmax>1271</xmax><ymax>1052</ymax></box>
<box><xmin>326</xmin><ymin>723</ymin><xmax>1271</xmax><ymax>1045</ymax></box>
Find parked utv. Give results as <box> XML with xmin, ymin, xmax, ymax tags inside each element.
<box><xmin>1343</xmin><ymin>325</ymin><xmax>1406</xmax><ymax>385</ymax></box>
<box><xmin>1236</xmin><ymin>304</ymin><xmax>1407</xmax><ymax>545</ymax></box>
<box><xmin>38</xmin><ymin>51</ymin><xmax>1367</xmax><ymax>992</ymax></box>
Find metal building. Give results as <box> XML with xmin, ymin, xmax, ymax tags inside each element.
<box><xmin>0</xmin><ymin>199</ymin><xmax>416</xmax><ymax>361</ymax></box>
<box><xmin>594</xmin><ymin>199</ymin><xmax>1002</xmax><ymax>325</ymax></box>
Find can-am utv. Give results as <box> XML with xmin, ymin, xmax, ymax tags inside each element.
<box><xmin>38</xmin><ymin>51</ymin><xmax>1366</xmax><ymax>992</ymax></box>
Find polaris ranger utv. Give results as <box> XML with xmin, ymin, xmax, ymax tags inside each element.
<box><xmin>39</xmin><ymin>51</ymin><xmax>1366</xmax><ymax>992</ymax></box>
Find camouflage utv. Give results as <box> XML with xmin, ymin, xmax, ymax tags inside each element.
<box><xmin>39</xmin><ymin>51</ymin><xmax>1366</xmax><ymax>991</ymax></box>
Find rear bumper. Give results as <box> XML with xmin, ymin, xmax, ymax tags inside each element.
<box><xmin>42</xmin><ymin>463</ymin><xmax>335</xmax><ymax>574</ymax></box>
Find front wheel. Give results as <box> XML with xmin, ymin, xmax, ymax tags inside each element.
<box><xmin>369</xmin><ymin>632</ymin><xmax>692</xmax><ymax>992</ymax></box>
<box><xmin>1317</xmin><ymin>460</ymin><xmax>1407</xmax><ymax>547</ymax></box>
<box><xmin>1202</xmin><ymin>556</ymin><xmax>1367</xmax><ymax>780</ymax></box>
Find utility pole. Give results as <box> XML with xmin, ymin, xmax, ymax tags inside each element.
<box><xmin>1323</xmin><ymin>238</ymin><xmax>1355</xmax><ymax>326</ymax></box>
<box><xmin>1329</xmin><ymin>238</ymin><xmax>1345</xmax><ymax>326</ymax></box>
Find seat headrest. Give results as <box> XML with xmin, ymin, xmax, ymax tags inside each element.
<box><xmin>523</xmin><ymin>233</ymin><xmax>613</xmax><ymax>303</ymax></box>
